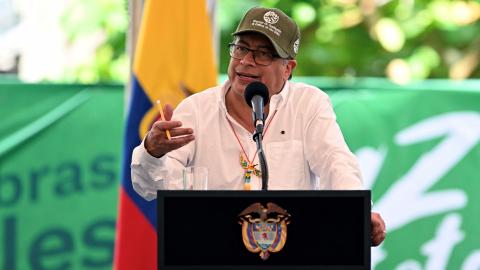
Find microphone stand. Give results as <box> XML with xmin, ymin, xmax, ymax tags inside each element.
<box><xmin>253</xmin><ymin>127</ymin><xmax>268</xmax><ymax>191</ymax></box>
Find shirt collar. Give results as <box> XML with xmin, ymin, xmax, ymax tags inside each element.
<box><xmin>269</xmin><ymin>80</ymin><xmax>290</xmax><ymax>111</ymax></box>
<box><xmin>218</xmin><ymin>80</ymin><xmax>291</xmax><ymax>112</ymax></box>
<box><xmin>218</xmin><ymin>80</ymin><xmax>231</xmax><ymax>113</ymax></box>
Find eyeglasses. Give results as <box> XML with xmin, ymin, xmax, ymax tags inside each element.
<box><xmin>228</xmin><ymin>43</ymin><xmax>280</xmax><ymax>66</ymax></box>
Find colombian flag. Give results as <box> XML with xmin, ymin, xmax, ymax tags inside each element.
<box><xmin>113</xmin><ymin>1</ymin><xmax>217</xmax><ymax>269</ymax></box>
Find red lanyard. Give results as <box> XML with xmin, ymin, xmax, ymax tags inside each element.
<box><xmin>226</xmin><ymin>110</ymin><xmax>277</xmax><ymax>190</ymax></box>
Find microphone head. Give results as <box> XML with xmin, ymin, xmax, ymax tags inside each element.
<box><xmin>244</xmin><ymin>81</ymin><xmax>270</xmax><ymax>108</ymax></box>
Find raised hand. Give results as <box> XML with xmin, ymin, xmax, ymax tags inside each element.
<box><xmin>144</xmin><ymin>104</ymin><xmax>195</xmax><ymax>158</ymax></box>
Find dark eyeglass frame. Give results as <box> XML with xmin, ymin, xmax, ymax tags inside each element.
<box><xmin>228</xmin><ymin>43</ymin><xmax>281</xmax><ymax>66</ymax></box>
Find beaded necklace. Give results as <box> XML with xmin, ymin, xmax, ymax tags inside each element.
<box><xmin>226</xmin><ymin>110</ymin><xmax>277</xmax><ymax>190</ymax></box>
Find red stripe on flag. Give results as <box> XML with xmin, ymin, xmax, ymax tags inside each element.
<box><xmin>114</xmin><ymin>189</ymin><xmax>157</xmax><ymax>270</ymax></box>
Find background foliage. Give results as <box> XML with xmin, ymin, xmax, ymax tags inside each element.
<box><xmin>60</xmin><ymin>0</ymin><xmax>128</xmax><ymax>83</ymax></box>
<box><xmin>58</xmin><ymin>0</ymin><xmax>479</xmax><ymax>83</ymax></box>
<box><xmin>218</xmin><ymin>0</ymin><xmax>480</xmax><ymax>84</ymax></box>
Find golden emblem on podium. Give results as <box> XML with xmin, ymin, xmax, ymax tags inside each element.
<box><xmin>238</xmin><ymin>202</ymin><xmax>291</xmax><ymax>260</ymax></box>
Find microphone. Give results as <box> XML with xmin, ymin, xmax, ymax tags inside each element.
<box><xmin>244</xmin><ymin>82</ymin><xmax>269</xmax><ymax>135</ymax></box>
<box><xmin>244</xmin><ymin>81</ymin><xmax>270</xmax><ymax>190</ymax></box>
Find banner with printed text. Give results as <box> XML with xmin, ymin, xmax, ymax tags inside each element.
<box><xmin>331</xmin><ymin>87</ymin><xmax>480</xmax><ymax>270</ymax></box>
<box><xmin>0</xmin><ymin>84</ymin><xmax>123</xmax><ymax>270</ymax></box>
<box><xmin>0</xmin><ymin>82</ymin><xmax>479</xmax><ymax>269</ymax></box>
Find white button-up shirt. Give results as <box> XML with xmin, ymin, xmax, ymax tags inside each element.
<box><xmin>131</xmin><ymin>81</ymin><xmax>363</xmax><ymax>200</ymax></box>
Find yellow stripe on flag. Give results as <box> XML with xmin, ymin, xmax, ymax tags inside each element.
<box><xmin>133</xmin><ymin>0</ymin><xmax>217</xmax><ymax>107</ymax></box>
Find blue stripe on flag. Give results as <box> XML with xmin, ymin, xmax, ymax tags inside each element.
<box><xmin>121</xmin><ymin>75</ymin><xmax>157</xmax><ymax>228</ymax></box>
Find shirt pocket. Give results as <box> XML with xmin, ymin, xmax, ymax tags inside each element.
<box><xmin>265</xmin><ymin>140</ymin><xmax>305</xmax><ymax>189</ymax></box>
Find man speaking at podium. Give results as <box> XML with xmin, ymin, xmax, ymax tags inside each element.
<box><xmin>130</xmin><ymin>6</ymin><xmax>386</xmax><ymax>246</ymax></box>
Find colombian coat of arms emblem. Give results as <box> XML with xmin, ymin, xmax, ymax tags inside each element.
<box><xmin>238</xmin><ymin>202</ymin><xmax>291</xmax><ymax>260</ymax></box>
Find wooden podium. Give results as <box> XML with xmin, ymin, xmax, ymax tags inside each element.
<box><xmin>157</xmin><ymin>190</ymin><xmax>371</xmax><ymax>270</ymax></box>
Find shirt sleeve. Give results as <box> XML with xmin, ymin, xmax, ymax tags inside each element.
<box><xmin>130</xmin><ymin>98</ymin><xmax>197</xmax><ymax>200</ymax></box>
<box><xmin>304</xmin><ymin>92</ymin><xmax>363</xmax><ymax>190</ymax></box>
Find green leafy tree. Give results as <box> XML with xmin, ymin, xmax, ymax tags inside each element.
<box><xmin>219</xmin><ymin>0</ymin><xmax>480</xmax><ymax>83</ymax></box>
<box><xmin>59</xmin><ymin>0</ymin><xmax>479</xmax><ymax>83</ymax></box>
<box><xmin>60</xmin><ymin>0</ymin><xmax>128</xmax><ymax>83</ymax></box>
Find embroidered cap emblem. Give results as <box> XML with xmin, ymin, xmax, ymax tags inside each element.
<box><xmin>293</xmin><ymin>39</ymin><xmax>300</xmax><ymax>54</ymax></box>
<box><xmin>238</xmin><ymin>202</ymin><xmax>291</xmax><ymax>260</ymax></box>
<box><xmin>263</xmin><ymin>11</ymin><xmax>279</xmax><ymax>24</ymax></box>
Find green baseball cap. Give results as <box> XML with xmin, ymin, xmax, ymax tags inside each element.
<box><xmin>232</xmin><ymin>7</ymin><xmax>301</xmax><ymax>59</ymax></box>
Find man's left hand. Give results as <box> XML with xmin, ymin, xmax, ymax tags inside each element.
<box><xmin>371</xmin><ymin>212</ymin><xmax>386</xmax><ymax>246</ymax></box>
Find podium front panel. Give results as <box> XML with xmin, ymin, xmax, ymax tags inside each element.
<box><xmin>157</xmin><ymin>190</ymin><xmax>371</xmax><ymax>270</ymax></box>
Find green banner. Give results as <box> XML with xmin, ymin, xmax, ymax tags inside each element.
<box><xmin>0</xmin><ymin>84</ymin><xmax>123</xmax><ymax>270</ymax></box>
<box><xmin>0</xmin><ymin>80</ymin><xmax>479</xmax><ymax>269</ymax></box>
<box><xmin>332</xmin><ymin>87</ymin><xmax>480</xmax><ymax>270</ymax></box>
